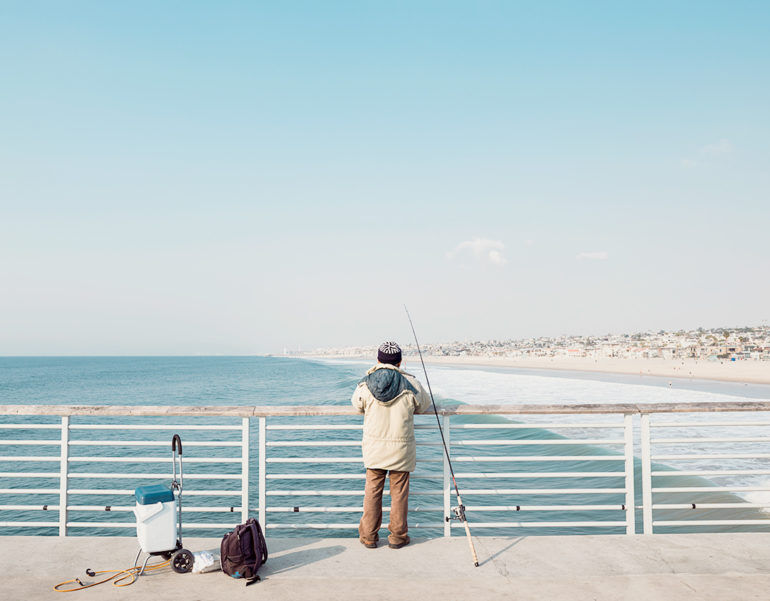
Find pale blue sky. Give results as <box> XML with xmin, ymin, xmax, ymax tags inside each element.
<box><xmin>1</xmin><ymin>2</ymin><xmax>769</xmax><ymax>354</ymax></box>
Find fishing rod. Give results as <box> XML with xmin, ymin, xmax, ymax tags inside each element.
<box><xmin>404</xmin><ymin>305</ymin><xmax>479</xmax><ymax>567</ymax></box>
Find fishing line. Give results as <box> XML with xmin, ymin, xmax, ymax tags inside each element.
<box><xmin>404</xmin><ymin>305</ymin><xmax>480</xmax><ymax>567</ymax></box>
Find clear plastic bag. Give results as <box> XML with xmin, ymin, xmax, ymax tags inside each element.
<box><xmin>191</xmin><ymin>550</ymin><xmax>221</xmax><ymax>573</ymax></box>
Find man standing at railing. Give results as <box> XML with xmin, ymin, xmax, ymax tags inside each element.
<box><xmin>351</xmin><ymin>341</ymin><xmax>432</xmax><ymax>549</ymax></box>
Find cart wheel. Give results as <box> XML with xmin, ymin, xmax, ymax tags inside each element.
<box><xmin>171</xmin><ymin>549</ymin><xmax>194</xmax><ymax>573</ymax></box>
<box><xmin>160</xmin><ymin>551</ymin><xmax>173</xmax><ymax>560</ymax></box>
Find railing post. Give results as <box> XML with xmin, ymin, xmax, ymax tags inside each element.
<box><xmin>59</xmin><ymin>416</ymin><xmax>69</xmax><ymax>537</ymax></box>
<box><xmin>241</xmin><ymin>417</ymin><xmax>250</xmax><ymax>523</ymax></box>
<box><xmin>640</xmin><ymin>413</ymin><xmax>653</xmax><ymax>534</ymax></box>
<box><xmin>443</xmin><ymin>414</ymin><xmax>451</xmax><ymax>537</ymax></box>
<box><xmin>623</xmin><ymin>413</ymin><xmax>636</xmax><ymax>535</ymax></box>
<box><xmin>259</xmin><ymin>416</ymin><xmax>266</xmax><ymax>528</ymax></box>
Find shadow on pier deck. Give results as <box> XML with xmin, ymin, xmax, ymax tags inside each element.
<box><xmin>9</xmin><ymin>533</ymin><xmax>770</xmax><ymax>601</ymax></box>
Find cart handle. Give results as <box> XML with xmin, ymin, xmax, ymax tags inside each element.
<box><xmin>172</xmin><ymin>434</ymin><xmax>182</xmax><ymax>455</ymax></box>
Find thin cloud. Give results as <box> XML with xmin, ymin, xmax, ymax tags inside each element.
<box><xmin>447</xmin><ymin>238</ymin><xmax>507</xmax><ymax>266</ymax></box>
<box><xmin>681</xmin><ymin>139</ymin><xmax>734</xmax><ymax>168</ymax></box>
<box><xmin>700</xmin><ymin>139</ymin><xmax>733</xmax><ymax>156</ymax></box>
<box><xmin>576</xmin><ymin>251</ymin><xmax>609</xmax><ymax>261</ymax></box>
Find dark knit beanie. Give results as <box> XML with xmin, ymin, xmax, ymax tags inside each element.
<box><xmin>377</xmin><ymin>341</ymin><xmax>402</xmax><ymax>366</ymax></box>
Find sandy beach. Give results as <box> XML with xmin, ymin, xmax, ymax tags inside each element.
<box><xmin>308</xmin><ymin>354</ymin><xmax>770</xmax><ymax>386</ymax></box>
<box><xmin>419</xmin><ymin>356</ymin><xmax>770</xmax><ymax>385</ymax></box>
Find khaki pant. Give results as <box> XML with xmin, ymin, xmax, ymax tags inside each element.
<box><xmin>359</xmin><ymin>468</ymin><xmax>410</xmax><ymax>545</ymax></box>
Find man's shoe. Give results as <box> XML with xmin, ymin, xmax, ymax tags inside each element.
<box><xmin>360</xmin><ymin>539</ymin><xmax>377</xmax><ymax>549</ymax></box>
<box><xmin>388</xmin><ymin>537</ymin><xmax>410</xmax><ymax>549</ymax></box>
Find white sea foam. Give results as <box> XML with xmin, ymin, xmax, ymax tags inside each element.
<box><xmin>420</xmin><ymin>365</ymin><xmax>770</xmax><ymax>508</ymax></box>
<box><xmin>416</xmin><ymin>364</ymin><xmax>752</xmax><ymax>406</ymax></box>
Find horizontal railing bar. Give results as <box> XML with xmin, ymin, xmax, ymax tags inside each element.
<box><xmin>652</xmin><ymin>437</ymin><xmax>770</xmax><ymax>443</ymax></box>
<box><xmin>454</xmin><ymin>472</ymin><xmax>626</xmax><ymax>478</ymax></box>
<box><xmin>0</xmin><ymin>504</ymin><xmax>249</xmax><ymax>513</ymax></box>
<box><xmin>0</xmin><ymin>472</ymin><xmax>59</xmax><ymax>478</ymax></box>
<box><xmin>0</xmin><ymin>456</ymin><xmax>59</xmax><ymax>462</ymax></box>
<box><xmin>450</xmin><ymin>440</ymin><xmax>625</xmax><ymax>446</ymax></box>
<box><xmin>266</xmin><ymin>458</ymin><xmax>361</xmax><ymax>464</ymax></box>
<box><xmin>266</xmin><ymin>490</ymin><xmax>443</xmax><ymax>496</ymax></box>
<box><xmin>0</xmin><ymin>505</ymin><xmax>61</xmax><ymax>511</ymax></box>
<box><xmin>652</xmin><ymin>486</ymin><xmax>770</xmax><ymax>492</ymax></box>
<box><xmin>0</xmin><ymin>441</ymin><xmax>60</xmax><ymax>446</ymax></box>
<box><xmin>266</xmin><ymin>442</ymin><xmax>364</xmax><ymax>447</ymax></box>
<box><xmin>267</xmin><ymin>441</ymin><xmax>444</xmax><ymax>448</ymax></box>
<box><xmin>180</xmin><ymin>507</ymin><xmax>246</xmax><ymax>514</ymax></box>
<box><xmin>652</xmin><ymin>470</ymin><xmax>770</xmax><ymax>476</ymax></box>
<box><xmin>265</xmin><ymin>423</ymin><xmax>626</xmax><ymax>431</ymax></box>
<box><xmin>176</xmin><ymin>523</ymin><xmax>252</xmax><ymax>528</ymax></box>
<box><xmin>653</xmin><ymin>503</ymin><xmax>770</xmax><ymax>509</ymax></box>
<box><xmin>67</xmin><ymin>473</ymin><xmax>241</xmax><ymax>480</ymax></box>
<box><xmin>71</xmin><ymin>425</ymin><xmax>242</xmax><ymax>430</ymax></box>
<box><xmin>262</xmin><ymin>524</ymin><xmax>450</xmax><ymax>529</ymax></box>
<box><xmin>66</xmin><ymin>522</ymin><xmax>133</xmax><ymax>528</ymax></box>
<box><xmin>450</xmin><ymin>423</ymin><xmax>622</xmax><ymax>429</ymax></box>
<box><xmin>268</xmin><ymin>425</ymin><xmax>362</xmax><ymax>431</ymax></box>
<box><xmin>451</xmin><ymin>521</ymin><xmax>627</xmax><ymax>528</ymax></box>
<box><xmin>651</xmin><ymin>454</ymin><xmax>770</xmax><ymax>460</ymax></box>
<box><xmin>3</xmin><ymin>401</ymin><xmax>770</xmax><ymax>417</ymax></box>
<box><xmin>265</xmin><ymin>523</ymin><xmax>363</xmax><ymax>529</ymax></box>
<box><xmin>64</xmin><ymin>505</ymin><xmax>245</xmax><ymax>513</ymax></box>
<box><xmin>0</xmin><ymin>439</ymin><xmax>450</xmax><ymax>450</ymax></box>
<box><xmin>267</xmin><ymin>507</ymin><xmax>358</xmax><ymax>513</ymax></box>
<box><xmin>0</xmin><ymin>503</ymin><xmax>622</xmax><ymax>513</ymax></box>
<box><xmin>66</xmin><ymin>522</ymin><xmax>241</xmax><ymax>529</ymax></box>
<box><xmin>651</xmin><ymin>422</ymin><xmax>770</xmax><ymax>427</ymax></box>
<box><xmin>0</xmin><ymin>489</ymin><xmax>59</xmax><ymax>494</ymax></box>
<box><xmin>653</xmin><ymin>520</ymin><xmax>770</xmax><ymax>526</ymax></box>
<box><xmin>465</xmin><ymin>505</ymin><xmax>624</xmax><ymax>511</ymax></box>
<box><xmin>452</xmin><ymin>456</ymin><xmax>625</xmax><ymax>462</ymax></box>
<box><xmin>265</xmin><ymin>488</ymin><xmax>624</xmax><ymax>496</ymax></box>
<box><xmin>265</xmin><ymin>458</ymin><xmax>441</xmax><ymax>464</ymax></box>
<box><xmin>459</xmin><ymin>488</ymin><xmax>626</xmax><ymax>495</ymax></box>
<box><xmin>67</xmin><ymin>489</ymin><xmax>241</xmax><ymax>496</ymax></box>
<box><xmin>68</xmin><ymin>506</ymin><xmax>133</xmax><ymax>512</ymax></box>
<box><xmin>0</xmin><ymin>406</ymin><xmax>263</xmax><ymax>417</ymax></box>
<box><xmin>262</xmin><ymin>472</ymin><xmax>628</xmax><ymax>480</ymax></box>
<box><xmin>69</xmin><ymin>441</ymin><xmax>241</xmax><ymax>447</ymax></box>
<box><xmin>68</xmin><ymin>458</ymin><xmax>240</xmax><ymax>464</ymax></box>
<box><xmin>0</xmin><ymin>521</ymin><xmax>59</xmax><ymax>527</ymax></box>
<box><xmin>267</xmin><ymin>506</ymin><xmax>442</xmax><ymax>512</ymax></box>
<box><xmin>267</xmin><ymin>474</ymin><xmax>362</xmax><ymax>480</ymax></box>
<box><xmin>0</xmin><ymin>425</ymin><xmax>61</xmax><ymax>430</ymax></box>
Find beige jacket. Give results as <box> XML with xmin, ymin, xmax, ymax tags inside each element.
<box><xmin>351</xmin><ymin>363</ymin><xmax>433</xmax><ymax>472</ymax></box>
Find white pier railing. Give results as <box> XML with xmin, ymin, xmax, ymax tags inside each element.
<box><xmin>0</xmin><ymin>402</ymin><xmax>769</xmax><ymax>536</ymax></box>
<box><xmin>640</xmin><ymin>410</ymin><xmax>770</xmax><ymax>533</ymax></box>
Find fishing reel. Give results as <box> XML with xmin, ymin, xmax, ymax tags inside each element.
<box><xmin>445</xmin><ymin>504</ymin><xmax>467</xmax><ymax>522</ymax></box>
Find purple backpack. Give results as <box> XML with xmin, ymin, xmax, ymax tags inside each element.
<box><xmin>220</xmin><ymin>518</ymin><xmax>268</xmax><ymax>585</ymax></box>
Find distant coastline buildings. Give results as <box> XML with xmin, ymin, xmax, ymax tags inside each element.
<box><xmin>303</xmin><ymin>325</ymin><xmax>770</xmax><ymax>362</ymax></box>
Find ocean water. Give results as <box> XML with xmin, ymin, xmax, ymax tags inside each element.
<box><xmin>1</xmin><ymin>356</ymin><xmax>769</xmax><ymax>538</ymax></box>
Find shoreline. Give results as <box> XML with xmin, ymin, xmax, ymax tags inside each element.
<box><xmin>303</xmin><ymin>355</ymin><xmax>770</xmax><ymax>386</ymax></box>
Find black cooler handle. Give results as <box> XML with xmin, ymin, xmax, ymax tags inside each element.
<box><xmin>172</xmin><ymin>434</ymin><xmax>183</xmax><ymax>455</ymax></box>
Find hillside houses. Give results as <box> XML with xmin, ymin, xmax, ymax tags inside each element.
<box><xmin>310</xmin><ymin>325</ymin><xmax>770</xmax><ymax>362</ymax></box>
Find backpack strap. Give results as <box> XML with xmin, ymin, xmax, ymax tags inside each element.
<box><xmin>255</xmin><ymin>519</ymin><xmax>268</xmax><ymax>564</ymax></box>
<box><xmin>244</xmin><ymin>519</ymin><xmax>267</xmax><ymax>585</ymax></box>
<box><xmin>248</xmin><ymin>520</ymin><xmax>261</xmax><ymax>564</ymax></box>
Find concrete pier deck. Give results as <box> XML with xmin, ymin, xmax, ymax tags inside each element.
<box><xmin>9</xmin><ymin>533</ymin><xmax>770</xmax><ymax>600</ymax></box>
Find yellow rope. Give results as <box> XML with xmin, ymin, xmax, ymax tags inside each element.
<box><xmin>53</xmin><ymin>559</ymin><xmax>170</xmax><ymax>592</ymax></box>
